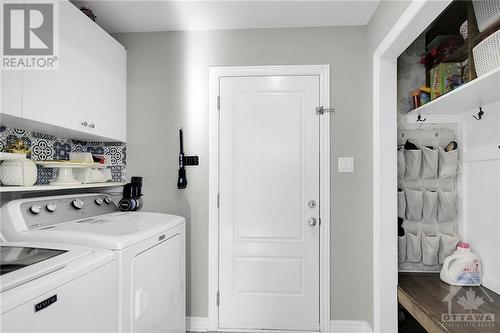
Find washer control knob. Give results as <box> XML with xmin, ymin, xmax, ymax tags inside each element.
<box><xmin>46</xmin><ymin>203</ymin><xmax>57</xmax><ymax>212</ymax></box>
<box><xmin>30</xmin><ymin>205</ymin><xmax>42</xmax><ymax>214</ymax></box>
<box><xmin>71</xmin><ymin>199</ymin><xmax>85</xmax><ymax>209</ymax></box>
<box><xmin>104</xmin><ymin>197</ymin><xmax>112</xmax><ymax>204</ymax></box>
<box><xmin>95</xmin><ymin>198</ymin><xmax>104</xmax><ymax>205</ymax></box>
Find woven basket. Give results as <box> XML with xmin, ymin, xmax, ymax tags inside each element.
<box><xmin>473</xmin><ymin>0</ymin><xmax>500</xmax><ymax>32</ymax></box>
<box><xmin>473</xmin><ymin>29</ymin><xmax>500</xmax><ymax>76</ymax></box>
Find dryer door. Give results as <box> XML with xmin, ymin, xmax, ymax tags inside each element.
<box><xmin>131</xmin><ymin>233</ymin><xmax>184</xmax><ymax>333</ymax></box>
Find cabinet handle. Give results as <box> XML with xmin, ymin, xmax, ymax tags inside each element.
<box><xmin>81</xmin><ymin>121</ymin><xmax>88</xmax><ymax>127</ymax></box>
<box><xmin>89</xmin><ymin>123</ymin><xmax>95</xmax><ymax>128</ymax></box>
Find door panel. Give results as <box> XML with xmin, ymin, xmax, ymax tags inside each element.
<box><xmin>219</xmin><ymin>76</ymin><xmax>320</xmax><ymax>331</ymax></box>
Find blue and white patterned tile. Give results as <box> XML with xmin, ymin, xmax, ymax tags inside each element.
<box><xmin>36</xmin><ymin>167</ymin><xmax>55</xmax><ymax>185</ymax></box>
<box><xmin>104</xmin><ymin>146</ymin><xmax>123</xmax><ymax>165</ymax></box>
<box><xmin>86</xmin><ymin>145</ymin><xmax>105</xmax><ymax>155</ymax></box>
<box><xmin>53</xmin><ymin>141</ymin><xmax>72</xmax><ymax>160</ymax></box>
<box><xmin>0</xmin><ymin>126</ymin><xmax>127</xmax><ymax>184</ymax></box>
<box><xmin>31</xmin><ymin>138</ymin><xmax>54</xmax><ymax>161</ymax></box>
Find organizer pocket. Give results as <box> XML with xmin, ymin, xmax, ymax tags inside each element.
<box><xmin>398</xmin><ymin>148</ymin><xmax>405</xmax><ymax>179</ymax></box>
<box><xmin>439</xmin><ymin>233</ymin><xmax>459</xmax><ymax>264</ymax></box>
<box><xmin>398</xmin><ymin>235</ymin><xmax>407</xmax><ymax>264</ymax></box>
<box><xmin>421</xmin><ymin>146</ymin><xmax>438</xmax><ymax>180</ymax></box>
<box><xmin>438</xmin><ymin>191</ymin><xmax>457</xmax><ymax>222</ymax></box>
<box><xmin>405</xmin><ymin>189</ymin><xmax>423</xmax><ymax>221</ymax></box>
<box><xmin>398</xmin><ymin>190</ymin><xmax>406</xmax><ymax>219</ymax></box>
<box><xmin>406</xmin><ymin>232</ymin><xmax>421</xmax><ymax>263</ymax></box>
<box><xmin>405</xmin><ymin>149</ymin><xmax>422</xmax><ymax>179</ymax></box>
<box><xmin>422</xmin><ymin>234</ymin><xmax>439</xmax><ymax>266</ymax></box>
<box><xmin>422</xmin><ymin>191</ymin><xmax>438</xmax><ymax>221</ymax></box>
<box><xmin>438</xmin><ymin>147</ymin><xmax>458</xmax><ymax>179</ymax></box>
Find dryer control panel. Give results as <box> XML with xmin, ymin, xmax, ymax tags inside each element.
<box><xmin>19</xmin><ymin>194</ymin><xmax>119</xmax><ymax>230</ymax></box>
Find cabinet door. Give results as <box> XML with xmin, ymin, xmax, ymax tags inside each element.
<box><xmin>1</xmin><ymin>71</ymin><xmax>22</xmax><ymax>117</ymax></box>
<box><xmin>22</xmin><ymin>1</ymin><xmax>87</xmax><ymax>133</ymax></box>
<box><xmin>84</xmin><ymin>21</ymin><xmax>126</xmax><ymax>142</ymax></box>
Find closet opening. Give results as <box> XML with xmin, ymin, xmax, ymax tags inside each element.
<box><xmin>395</xmin><ymin>1</ymin><xmax>500</xmax><ymax>332</ymax></box>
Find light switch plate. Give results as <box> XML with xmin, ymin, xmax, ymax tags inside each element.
<box><xmin>338</xmin><ymin>157</ymin><xmax>354</xmax><ymax>173</ymax></box>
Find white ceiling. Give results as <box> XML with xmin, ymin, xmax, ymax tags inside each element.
<box><xmin>71</xmin><ymin>1</ymin><xmax>381</xmax><ymax>33</ymax></box>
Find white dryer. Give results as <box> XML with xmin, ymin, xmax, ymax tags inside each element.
<box><xmin>1</xmin><ymin>193</ymin><xmax>186</xmax><ymax>333</ymax></box>
<box><xmin>1</xmin><ymin>241</ymin><xmax>118</xmax><ymax>333</ymax></box>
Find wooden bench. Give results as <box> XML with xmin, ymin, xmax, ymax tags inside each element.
<box><xmin>398</xmin><ymin>273</ymin><xmax>500</xmax><ymax>333</ymax></box>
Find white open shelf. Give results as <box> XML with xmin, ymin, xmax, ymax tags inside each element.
<box><xmin>0</xmin><ymin>182</ymin><xmax>125</xmax><ymax>193</ymax></box>
<box><xmin>406</xmin><ymin>67</ymin><xmax>500</xmax><ymax>124</ymax></box>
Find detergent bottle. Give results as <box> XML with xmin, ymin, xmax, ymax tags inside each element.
<box><xmin>440</xmin><ymin>242</ymin><xmax>481</xmax><ymax>286</ymax></box>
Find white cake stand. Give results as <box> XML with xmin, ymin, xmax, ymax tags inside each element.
<box><xmin>35</xmin><ymin>161</ymin><xmax>107</xmax><ymax>185</ymax></box>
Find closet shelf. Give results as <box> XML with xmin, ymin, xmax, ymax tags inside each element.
<box><xmin>0</xmin><ymin>182</ymin><xmax>125</xmax><ymax>193</ymax></box>
<box><xmin>406</xmin><ymin>67</ymin><xmax>500</xmax><ymax>124</ymax></box>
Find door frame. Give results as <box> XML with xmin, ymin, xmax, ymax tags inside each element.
<box><xmin>208</xmin><ymin>65</ymin><xmax>331</xmax><ymax>333</ymax></box>
<box><xmin>371</xmin><ymin>1</ymin><xmax>451</xmax><ymax>332</ymax></box>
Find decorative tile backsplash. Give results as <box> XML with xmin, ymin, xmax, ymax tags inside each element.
<box><xmin>0</xmin><ymin>127</ymin><xmax>126</xmax><ymax>184</ymax></box>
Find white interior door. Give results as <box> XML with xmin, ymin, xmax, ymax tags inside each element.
<box><xmin>218</xmin><ymin>75</ymin><xmax>320</xmax><ymax>331</ymax></box>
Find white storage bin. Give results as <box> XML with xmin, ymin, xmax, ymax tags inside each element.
<box><xmin>473</xmin><ymin>0</ymin><xmax>500</xmax><ymax>32</ymax></box>
<box><xmin>398</xmin><ymin>190</ymin><xmax>406</xmax><ymax>219</ymax></box>
<box><xmin>0</xmin><ymin>159</ymin><xmax>37</xmax><ymax>186</ymax></box>
<box><xmin>422</xmin><ymin>234</ymin><xmax>439</xmax><ymax>266</ymax></box>
<box><xmin>438</xmin><ymin>147</ymin><xmax>458</xmax><ymax>179</ymax></box>
<box><xmin>438</xmin><ymin>191</ymin><xmax>457</xmax><ymax>222</ymax></box>
<box><xmin>422</xmin><ymin>191</ymin><xmax>438</xmax><ymax>221</ymax></box>
<box><xmin>398</xmin><ymin>147</ymin><xmax>405</xmax><ymax>179</ymax></box>
<box><xmin>421</xmin><ymin>146</ymin><xmax>438</xmax><ymax>180</ymax></box>
<box><xmin>398</xmin><ymin>235</ymin><xmax>407</xmax><ymax>264</ymax></box>
<box><xmin>404</xmin><ymin>149</ymin><xmax>422</xmax><ymax>179</ymax></box>
<box><xmin>405</xmin><ymin>189</ymin><xmax>423</xmax><ymax>221</ymax></box>
<box><xmin>439</xmin><ymin>233</ymin><xmax>460</xmax><ymax>264</ymax></box>
<box><xmin>406</xmin><ymin>232</ymin><xmax>422</xmax><ymax>263</ymax></box>
<box><xmin>473</xmin><ymin>29</ymin><xmax>500</xmax><ymax>77</ymax></box>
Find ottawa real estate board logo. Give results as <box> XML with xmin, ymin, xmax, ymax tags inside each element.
<box><xmin>1</xmin><ymin>1</ymin><xmax>59</xmax><ymax>70</ymax></box>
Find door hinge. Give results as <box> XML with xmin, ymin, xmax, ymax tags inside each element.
<box><xmin>319</xmin><ymin>218</ymin><xmax>322</xmax><ymax>226</ymax></box>
<box><xmin>216</xmin><ymin>291</ymin><xmax>220</xmax><ymax>306</ymax></box>
<box><xmin>216</xmin><ymin>193</ymin><xmax>220</xmax><ymax>208</ymax></box>
<box><xmin>316</xmin><ymin>106</ymin><xmax>335</xmax><ymax>115</ymax></box>
<box><xmin>217</xmin><ymin>96</ymin><xmax>220</xmax><ymax>111</ymax></box>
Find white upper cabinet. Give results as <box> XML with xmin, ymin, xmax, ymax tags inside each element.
<box><xmin>1</xmin><ymin>71</ymin><xmax>22</xmax><ymax>118</ymax></box>
<box><xmin>22</xmin><ymin>1</ymin><xmax>87</xmax><ymax>134</ymax></box>
<box><xmin>83</xmin><ymin>17</ymin><xmax>126</xmax><ymax>142</ymax></box>
<box><xmin>2</xmin><ymin>1</ymin><xmax>126</xmax><ymax>142</ymax></box>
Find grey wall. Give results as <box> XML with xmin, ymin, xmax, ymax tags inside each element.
<box><xmin>115</xmin><ymin>26</ymin><xmax>374</xmax><ymax>323</ymax></box>
<box><xmin>116</xmin><ymin>8</ymin><xmax>412</xmax><ymax>323</ymax></box>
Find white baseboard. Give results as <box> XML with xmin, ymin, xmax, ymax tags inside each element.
<box><xmin>330</xmin><ymin>320</ymin><xmax>373</xmax><ymax>333</ymax></box>
<box><xmin>186</xmin><ymin>316</ymin><xmax>209</xmax><ymax>332</ymax></box>
<box><xmin>186</xmin><ymin>317</ymin><xmax>372</xmax><ymax>333</ymax></box>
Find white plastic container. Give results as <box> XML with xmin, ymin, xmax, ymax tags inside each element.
<box><xmin>440</xmin><ymin>242</ymin><xmax>481</xmax><ymax>286</ymax></box>
<box><xmin>472</xmin><ymin>29</ymin><xmax>500</xmax><ymax>77</ymax></box>
<box><xmin>0</xmin><ymin>159</ymin><xmax>37</xmax><ymax>186</ymax></box>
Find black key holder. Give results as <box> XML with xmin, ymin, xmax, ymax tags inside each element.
<box><xmin>177</xmin><ymin>128</ymin><xmax>199</xmax><ymax>189</ymax></box>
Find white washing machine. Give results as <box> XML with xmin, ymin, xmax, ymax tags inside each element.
<box><xmin>1</xmin><ymin>193</ymin><xmax>186</xmax><ymax>333</ymax></box>
<box><xmin>1</xmin><ymin>241</ymin><xmax>118</xmax><ymax>333</ymax></box>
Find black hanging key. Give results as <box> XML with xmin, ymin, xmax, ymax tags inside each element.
<box><xmin>177</xmin><ymin>129</ymin><xmax>187</xmax><ymax>189</ymax></box>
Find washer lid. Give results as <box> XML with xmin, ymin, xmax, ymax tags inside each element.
<box><xmin>19</xmin><ymin>212</ymin><xmax>185</xmax><ymax>250</ymax></box>
<box><xmin>0</xmin><ymin>243</ymin><xmax>91</xmax><ymax>292</ymax></box>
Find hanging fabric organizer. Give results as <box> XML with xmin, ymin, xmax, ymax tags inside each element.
<box><xmin>397</xmin><ymin>128</ymin><xmax>460</xmax><ymax>272</ymax></box>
